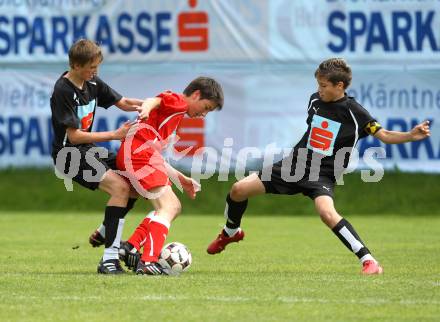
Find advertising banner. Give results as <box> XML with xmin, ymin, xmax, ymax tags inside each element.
<box><xmin>1</xmin><ymin>69</ymin><xmax>439</xmax><ymax>172</ymax></box>
<box><xmin>0</xmin><ymin>0</ymin><xmax>438</xmax><ymax>64</ymax></box>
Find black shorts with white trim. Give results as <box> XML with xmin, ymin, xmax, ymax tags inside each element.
<box><xmin>52</xmin><ymin>144</ymin><xmax>117</xmax><ymax>191</ymax></box>
<box><xmin>258</xmin><ymin>162</ymin><xmax>335</xmax><ymax>200</ymax></box>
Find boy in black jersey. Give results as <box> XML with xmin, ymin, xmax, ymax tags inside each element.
<box><xmin>206</xmin><ymin>58</ymin><xmax>431</xmax><ymax>275</ymax></box>
<box><xmin>50</xmin><ymin>39</ymin><xmax>147</xmax><ymax>274</ymax></box>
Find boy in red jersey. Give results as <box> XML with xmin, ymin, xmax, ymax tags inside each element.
<box><xmin>117</xmin><ymin>77</ymin><xmax>224</xmax><ymax>275</ymax></box>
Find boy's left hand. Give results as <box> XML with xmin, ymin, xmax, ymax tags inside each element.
<box><xmin>411</xmin><ymin>120</ymin><xmax>431</xmax><ymax>141</ymax></box>
<box><xmin>179</xmin><ymin>175</ymin><xmax>201</xmax><ymax>199</ymax></box>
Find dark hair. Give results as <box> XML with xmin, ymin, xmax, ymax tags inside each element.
<box><xmin>183</xmin><ymin>77</ymin><xmax>224</xmax><ymax>110</ymax></box>
<box><xmin>314</xmin><ymin>58</ymin><xmax>352</xmax><ymax>89</ymax></box>
<box><xmin>68</xmin><ymin>39</ymin><xmax>103</xmax><ymax>68</ymax></box>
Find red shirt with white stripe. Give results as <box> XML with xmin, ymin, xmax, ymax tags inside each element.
<box><xmin>134</xmin><ymin>91</ymin><xmax>188</xmax><ymax>147</ymax></box>
<box><xmin>116</xmin><ymin>91</ymin><xmax>188</xmax><ymax>190</ymax></box>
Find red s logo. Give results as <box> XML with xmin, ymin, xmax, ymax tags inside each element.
<box><xmin>178</xmin><ymin>0</ymin><xmax>208</xmax><ymax>51</ymax></box>
<box><xmin>175</xmin><ymin>117</ymin><xmax>204</xmax><ymax>156</ymax></box>
<box><xmin>309</xmin><ymin>121</ymin><xmax>333</xmax><ymax>151</ymax></box>
<box><xmin>81</xmin><ymin>112</ymin><xmax>94</xmax><ymax>130</ymax></box>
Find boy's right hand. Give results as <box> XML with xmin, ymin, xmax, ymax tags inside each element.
<box><xmin>178</xmin><ymin>175</ymin><xmax>201</xmax><ymax>200</ymax></box>
<box><xmin>137</xmin><ymin>97</ymin><xmax>161</xmax><ymax>120</ymax></box>
<box><xmin>410</xmin><ymin>120</ymin><xmax>430</xmax><ymax>141</ymax></box>
<box><xmin>113</xmin><ymin>121</ymin><xmax>138</xmax><ymax>140</ymax></box>
<box><xmin>137</xmin><ymin>106</ymin><xmax>150</xmax><ymax>120</ymax></box>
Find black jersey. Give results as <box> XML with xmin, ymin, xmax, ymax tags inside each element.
<box><xmin>289</xmin><ymin>92</ymin><xmax>376</xmax><ymax>179</ymax></box>
<box><xmin>50</xmin><ymin>72</ymin><xmax>122</xmax><ymax>156</ymax></box>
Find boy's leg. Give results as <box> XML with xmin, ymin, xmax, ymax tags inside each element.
<box><xmin>207</xmin><ymin>173</ymin><xmax>266</xmax><ymax>254</ymax></box>
<box><xmin>118</xmin><ymin>209</ymin><xmax>155</xmax><ymax>270</ymax></box>
<box><xmin>136</xmin><ymin>186</ymin><xmax>181</xmax><ymax>275</ymax></box>
<box><xmin>89</xmin><ymin>188</ymin><xmax>138</xmax><ymax>247</ymax></box>
<box><xmin>55</xmin><ymin>147</ymin><xmax>131</xmax><ymax>273</ymax></box>
<box><xmin>314</xmin><ymin>195</ymin><xmax>383</xmax><ymax>275</ymax></box>
<box><xmin>88</xmin><ymin>149</ymin><xmax>139</xmax><ymax>248</ymax></box>
<box><xmin>89</xmin><ymin>224</ymin><xmax>106</xmax><ymax>247</ymax></box>
<box><xmin>96</xmin><ymin>170</ymin><xmax>131</xmax><ymax>273</ymax></box>
<box><xmin>126</xmin><ymin>211</ymin><xmax>156</xmax><ymax>251</ymax></box>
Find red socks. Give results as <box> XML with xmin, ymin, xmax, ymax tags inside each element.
<box><xmin>140</xmin><ymin>215</ymin><xmax>170</xmax><ymax>263</ymax></box>
<box><xmin>128</xmin><ymin>212</ymin><xmax>170</xmax><ymax>263</ymax></box>
<box><xmin>127</xmin><ymin>211</ymin><xmax>156</xmax><ymax>251</ymax></box>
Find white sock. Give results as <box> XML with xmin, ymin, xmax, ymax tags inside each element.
<box><xmin>102</xmin><ymin>218</ymin><xmax>125</xmax><ymax>261</ymax></box>
<box><xmin>224</xmin><ymin>226</ymin><xmax>240</xmax><ymax>237</ymax></box>
<box><xmin>146</xmin><ymin>210</ymin><xmax>156</xmax><ymax>219</ymax></box>
<box><xmin>97</xmin><ymin>223</ymin><xmax>105</xmax><ymax>237</ymax></box>
<box><xmin>150</xmin><ymin>215</ymin><xmax>170</xmax><ymax>229</ymax></box>
<box><xmin>103</xmin><ymin>247</ymin><xmax>119</xmax><ymax>261</ymax></box>
<box><xmin>360</xmin><ymin>254</ymin><xmax>375</xmax><ymax>264</ymax></box>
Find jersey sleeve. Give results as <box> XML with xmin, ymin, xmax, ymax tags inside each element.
<box><xmin>156</xmin><ymin>91</ymin><xmax>188</xmax><ymax>115</ymax></box>
<box><xmin>348</xmin><ymin>100</ymin><xmax>379</xmax><ymax>138</ymax></box>
<box><xmin>50</xmin><ymin>86</ymin><xmax>79</xmax><ymax>129</ymax></box>
<box><xmin>95</xmin><ymin>76</ymin><xmax>123</xmax><ymax>109</ymax></box>
<box><xmin>364</xmin><ymin>120</ymin><xmax>383</xmax><ymax>136</ymax></box>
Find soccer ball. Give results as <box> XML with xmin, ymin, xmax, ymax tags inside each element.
<box><xmin>158</xmin><ymin>242</ymin><xmax>192</xmax><ymax>276</ymax></box>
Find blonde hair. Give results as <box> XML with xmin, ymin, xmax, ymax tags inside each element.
<box><xmin>68</xmin><ymin>39</ymin><xmax>103</xmax><ymax>68</ymax></box>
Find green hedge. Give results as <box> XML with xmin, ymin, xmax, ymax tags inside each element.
<box><xmin>1</xmin><ymin>168</ymin><xmax>438</xmax><ymax>215</ymax></box>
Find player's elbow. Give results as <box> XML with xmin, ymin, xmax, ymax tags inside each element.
<box><xmin>67</xmin><ymin>135</ymin><xmax>78</xmax><ymax>145</ymax></box>
<box><xmin>377</xmin><ymin>136</ymin><xmax>391</xmax><ymax>144</ymax></box>
<box><xmin>115</xmin><ymin>98</ymin><xmax>128</xmax><ymax>110</ymax></box>
<box><xmin>375</xmin><ymin>130</ymin><xmax>392</xmax><ymax>144</ymax></box>
<box><xmin>66</xmin><ymin>129</ymin><xmax>83</xmax><ymax>145</ymax></box>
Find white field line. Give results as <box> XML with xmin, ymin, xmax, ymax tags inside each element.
<box><xmin>2</xmin><ymin>295</ymin><xmax>440</xmax><ymax>305</ymax></box>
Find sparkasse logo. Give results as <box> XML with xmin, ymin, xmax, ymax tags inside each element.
<box><xmin>178</xmin><ymin>0</ymin><xmax>209</xmax><ymax>51</ymax></box>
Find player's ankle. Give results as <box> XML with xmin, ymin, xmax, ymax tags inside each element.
<box><xmin>223</xmin><ymin>226</ymin><xmax>240</xmax><ymax>237</ymax></box>
<box><xmin>360</xmin><ymin>254</ymin><xmax>375</xmax><ymax>264</ymax></box>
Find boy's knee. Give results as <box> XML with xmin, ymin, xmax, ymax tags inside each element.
<box><xmin>172</xmin><ymin>200</ymin><xmax>182</xmax><ymax>216</ymax></box>
<box><xmin>230</xmin><ymin>182</ymin><xmax>248</xmax><ymax>201</ymax></box>
<box><xmin>316</xmin><ymin>207</ymin><xmax>340</xmax><ymax>228</ymax></box>
<box><xmin>163</xmin><ymin>199</ymin><xmax>182</xmax><ymax>217</ymax></box>
<box><xmin>318</xmin><ymin>209</ymin><xmax>333</xmax><ymax>222</ymax></box>
<box><xmin>111</xmin><ymin>179</ymin><xmax>130</xmax><ymax>198</ymax></box>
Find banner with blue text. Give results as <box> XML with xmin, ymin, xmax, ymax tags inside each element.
<box><xmin>1</xmin><ymin>69</ymin><xmax>439</xmax><ymax>172</ymax></box>
<box><xmin>0</xmin><ymin>0</ymin><xmax>439</xmax><ymax>64</ymax></box>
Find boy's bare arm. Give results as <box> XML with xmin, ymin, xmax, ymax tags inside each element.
<box><xmin>115</xmin><ymin>97</ymin><xmax>144</xmax><ymax>112</ymax></box>
<box><xmin>136</xmin><ymin>97</ymin><xmax>162</xmax><ymax>119</ymax></box>
<box><xmin>164</xmin><ymin>163</ymin><xmax>201</xmax><ymax>199</ymax></box>
<box><xmin>66</xmin><ymin>121</ymin><xmax>135</xmax><ymax>145</ymax></box>
<box><xmin>374</xmin><ymin>120</ymin><xmax>430</xmax><ymax>144</ymax></box>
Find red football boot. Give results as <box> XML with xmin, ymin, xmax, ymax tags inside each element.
<box><xmin>207</xmin><ymin>229</ymin><xmax>245</xmax><ymax>254</ymax></box>
<box><xmin>361</xmin><ymin>260</ymin><xmax>384</xmax><ymax>275</ymax></box>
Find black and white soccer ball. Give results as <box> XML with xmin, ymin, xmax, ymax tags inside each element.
<box><xmin>158</xmin><ymin>242</ymin><xmax>192</xmax><ymax>276</ymax></box>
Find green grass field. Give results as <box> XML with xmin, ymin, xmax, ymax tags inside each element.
<box><xmin>1</xmin><ymin>169</ymin><xmax>439</xmax><ymax>215</ymax></box>
<box><xmin>1</xmin><ymin>212</ymin><xmax>439</xmax><ymax>322</ymax></box>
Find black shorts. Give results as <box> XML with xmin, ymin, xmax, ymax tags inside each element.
<box><xmin>52</xmin><ymin>144</ymin><xmax>117</xmax><ymax>191</ymax></box>
<box><xmin>257</xmin><ymin>162</ymin><xmax>335</xmax><ymax>200</ymax></box>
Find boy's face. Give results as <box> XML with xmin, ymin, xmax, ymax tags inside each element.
<box><xmin>186</xmin><ymin>90</ymin><xmax>217</xmax><ymax>118</ymax></box>
<box><xmin>72</xmin><ymin>58</ymin><xmax>101</xmax><ymax>81</ymax></box>
<box><xmin>316</xmin><ymin>75</ymin><xmax>345</xmax><ymax>102</ymax></box>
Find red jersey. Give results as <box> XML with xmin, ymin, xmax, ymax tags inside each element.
<box><xmin>116</xmin><ymin>91</ymin><xmax>188</xmax><ymax>191</ymax></box>
<box><xmin>134</xmin><ymin>91</ymin><xmax>188</xmax><ymax>149</ymax></box>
